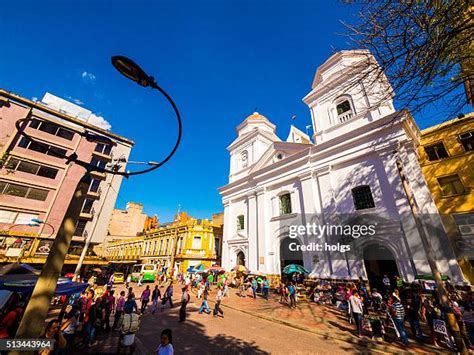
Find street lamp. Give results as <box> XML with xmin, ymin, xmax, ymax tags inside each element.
<box><xmin>15</xmin><ymin>56</ymin><xmax>183</xmax><ymax>341</ymax></box>
<box><xmin>110</xmin><ymin>55</ymin><xmax>183</xmax><ymax>175</ymax></box>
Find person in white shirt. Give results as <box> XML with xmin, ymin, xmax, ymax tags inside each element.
<box><xmin>213</xmin><ymin>286</ymin><xmax>224</xmax><ymax>317</ymax></box>
<box><xmin>349</xmin><ymin>291</ymin><xmax>364</xmax><ymax>337</ymax></box>
<box><xmin>156</xmin><ymin>328</ymin><xmax>174</xmax><ymax>355</ymax></box>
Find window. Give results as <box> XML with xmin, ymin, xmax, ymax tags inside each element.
<box><xmin>424</xmin><ymin>143</ymin><xmax>449</xmax><ymax>161</ymax></box>
<box><xmin>15</xmin><ymin>213</ymin><xmax>38</xmax><ymax>225</ymax></box>
<box><xmin>7</xmin><ymin>158</ymin><xmax>58</xmax><ymax>179</ymax></box>
<box><xmin>279</xmin><ymin>193</ymin><xmax>292</xmax><ymax>215</ymax></box>
<box><xmin>27</xmin><ymin>188</ymin><xmax>49</xmax><ymax>201</ymax></box>
<box><xmin>90</xmin><ymin>157</ymin><xmax>107</xmax><ymax>169</ymax></box>
<box><xmin>37</xmin><ymin>166</ymin><xmax>58</xmax><ymax>179</ymax></box>
<box><xmin>18</xmin><ymin>137</ymin><xmax>67</xmax><ymax>157</ymax></box>
<box><xmin>95</xmin><ymin>143</ymin><xmax>112</xmax><ymax>155</ymax></box>
<box><xmin>0</xmin><ymin>210</ymin><xmax>16</xmax><ymax>223</ymax></box>
<box><xmin>336</xmin><ymin>99</ymin><xmax>353</xmax><ymax>123</ymax></box>
<box><xmin>0</xmin><ymin>182</ymin><xmax>48</xmax><ymax>201</ymax></box>
<box><xmin>74</xmin><ymin>220</ymin><xmax>87</xmax><ymax>236</ymax></box>
<box><xmin>82</xmin><ymin>199</ymin><xmax>95</xmax><ymax>214</ymax></box>
<box><xmin>89</xmin><ymin>179</ymin><xmax>101</xmax><ymax>193</ymax></box>
<box><xmin>237</xmin><ymin>215</ymin><xmax>245</xmax><ymax>231</ymax></box>
<box><xmin>29</xmin><ymin>119</ymin><xmax>75</xmax><ymax>141</ymax></box>
<box><xmin>192</xmin><ymin>236</ymin><xmax>202</xmax><ymax>249</ymax></box>
<box><xmin>0</xmin><ymin>210</ymin><xmax>39</xmax><ymax>224</ymax></box>
<box><xmin>438</xmin><ymin>175</ymin><xmax>466</xmax><ymax>196</ymax></box>
<box><xmin>459</xmin><ymin>131</ymin><xmax>474</xmax><ymax>152</ymax></box>
<box><xmin>453</xmin><ymin>213</ymin><xmax>474</xmax><ymax>235</ymax></box>
<box><xmin>352</xmin><ymin>185</ymin><xmax>375</xmax><ymax>210</ymax></box>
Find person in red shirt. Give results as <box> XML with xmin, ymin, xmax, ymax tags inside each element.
<box><xmin>0</xmin><ymin>305</ymin><xmax>24</xmax><ymax>338</ymax></box>
<box><xmin>104</xmin><ymin>290</ymin><xmax>115</xmax><ymax>331</ymax></box>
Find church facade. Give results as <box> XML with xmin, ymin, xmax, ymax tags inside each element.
<box><xmin>219</xmin><ymin>50</ymin><xmax>468</xmax><ymax>285</ymax></box>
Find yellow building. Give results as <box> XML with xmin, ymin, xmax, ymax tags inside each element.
<box><xmin>419</xmin><ymin>113</ymin><xmax>474</xmax><ymax>282</ymax></box>
<box><xmin>105</xmin><ymin>212</ymin><xmax>223</xmax><ymax>276</ymax></box>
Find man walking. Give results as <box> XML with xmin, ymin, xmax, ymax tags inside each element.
<box><xmin>213</xmin><ymin>286</ymin><xmax>224</xmax><ymax>318</ymax></box>
<box><xmin>179</xmin><ymin>287</ymin><xmax>190</xmax><ymax>322</ymax></box>
<box><xmin>151</xmin><ymin>285</ymin><xmax>161</xmax><ymax>314</ymax></box>
<box><xmin>199</xmin><ymin>288</ymin><xmax>211</xmax><ymax>314</ymax></box>
<box><xmin>251</xmin><ymin>278</ymin><xmax>257</xmax><ymax>299</ymax></box>
<box><xmin>349</xmin><ymin>290</ymin><xmax>364</xmax><ymax>337</ymax></box>
<box><xmin>262</xmin><ymin>277</ymin><xmax>270</xmax><ymax>300</ymax></box>
<box><xmin>390</xmin><ymin>292</ymin><xmax>409</xmax><ymax>346</ymax></box>
<box><xmin>288</xmin><ymin>282</ymin><xmax>297</xmax><ymax>309</ymax></box>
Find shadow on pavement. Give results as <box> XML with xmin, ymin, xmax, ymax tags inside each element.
<box><xmin>137</xmin><ymin>302</ymin><xmax>269</xmax><ymax>354</ymax></box>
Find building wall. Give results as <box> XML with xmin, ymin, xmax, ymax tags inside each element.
<box><xmin>107</xmin><ymin>202</ymin><xmax>148</xmax><ymax>237</ymax></box>
<box><xmin>220</xmin><ymin>50</ymin><xmax>467</xmax><ymax>285</ymax></box>
<box><xmin>419</xmin><ymin>113</ymin><xmax>474</xmax><ymax>281</ymax></box>
<box><xmin>106</xmin><ymin>215</ymin><xmax>223</xmax><ymax>276</ymax></box>
<box><xmin>0</xmin><ymin>90</ymin><xmax>133</xmax><ymax>264</ymax></box>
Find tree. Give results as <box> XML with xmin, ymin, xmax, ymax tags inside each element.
<box><xmin>343</xmin><ymin>0</ymin><xmax>473</xmax><ymax>117</ymax></box>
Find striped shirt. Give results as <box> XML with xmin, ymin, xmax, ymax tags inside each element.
<box><xmin>391</xmin><ymin>302</ymin><xmax>405</xmax><ymax>320</ymax></box>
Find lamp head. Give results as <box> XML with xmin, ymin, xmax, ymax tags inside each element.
<box><xmin>111</xmin><ymin>56</ymin><xmax>153</xmax><ymax>87</ymax></box>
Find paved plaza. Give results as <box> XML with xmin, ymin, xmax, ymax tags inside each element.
<box><xmin>78</xmin><ymin>282</ymin><xmax>441</xmax><ymax>354</ymax></box>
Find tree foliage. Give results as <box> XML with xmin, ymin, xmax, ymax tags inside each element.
<box><xmin>344</xmin><ymin>0</ymin><xmax>474</xmax><ymax>116</ymax></box>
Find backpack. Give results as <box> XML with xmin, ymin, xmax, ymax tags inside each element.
<box><xmin>121</xmin><ymin>313</ymin><xmax>140</xmax><ymax>335</ymax></box>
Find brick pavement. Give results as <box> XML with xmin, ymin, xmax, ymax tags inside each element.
<box><xmin>201</xmin><ymin>286</ymin><xmax>445</xmax><ymax>354</ymax></box>
<box><xmin>78</xmin><ymin>282</ymin><xmax>447</xmax><ymax>354</ymax></box>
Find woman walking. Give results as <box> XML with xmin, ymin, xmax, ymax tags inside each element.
<box><xmin>140</xmin><ymin>285</ymin><xmax>151</xmax><ymax>314</ymax></box>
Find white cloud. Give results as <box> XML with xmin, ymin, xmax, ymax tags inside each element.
<box><xmin>31</xmin><ymin>97</ymin><xmax>38</xmax><ymax>102</ymax></box>
<box><xmin>88</xmin><ymin>113</ymin><xmax>112</xmax><ymax>130</ymax></box>
<box><xmin>65</xmin><ymin>95</ymin><xmax>84</xmax><ymax>105</ymax></box>
<box><xmin>81</xmin><ymin>71</ymin><xmax>96</xmax><ymax>82</ymax></box>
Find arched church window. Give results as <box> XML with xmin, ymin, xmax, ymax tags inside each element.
<box><xmin>279</xmin><ymin>193</ymin><xmax>292</xmax><ymax>215</ymax></box>
<box><xmin>334</xmin><ymin>96</ymin><xmax>355</xmax><ymax>124</ymax></box>
<box><xmin>351</xmin><ymin>185</ymin><xmax>375</xmax><ymax>210</ymax></box>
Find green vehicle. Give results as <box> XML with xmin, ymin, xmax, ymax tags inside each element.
<box><xmin>130</xmin><ymin>263</ymin><xmax>156</xmax><ymax>282</ymax></box>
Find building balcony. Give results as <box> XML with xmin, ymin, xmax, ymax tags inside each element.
<box><xmin>79</xmin><ymin>208</ymin><xmax>94</xmax><ymax>220</ymax></box>
<box><xmin>90</xmin><ymin>170</ymin><xmax>106</xmax><ymax>180</ymax></box>
<box><xmin>86</xmin><ymin>187</ymin><xmax>101</xmax><ymax>199</ymax></box>
<box><xmin>338</xmin><ymin>111</ymin><xmax>353</xmax><ymax>123</ymax></box>
<box><xmin>92</xmin><ymin>150</ymin><xmax>113</xmax><ymax>161</ymax></box>
<box><xmin>176</xmin><ymin>249</ymin><xmax>216</xmax><ymax>259</ymax></box>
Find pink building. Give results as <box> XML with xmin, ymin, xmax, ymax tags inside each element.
<box><xmin>0</xmin><ymin>89</ymin><xmax>133</xmax><ymax>268</ymax></box>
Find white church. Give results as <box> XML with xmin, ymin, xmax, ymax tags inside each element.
<box><xmin>219</xmin><ymin>50</ymin><xmax>467</xmax><ymax>285</ymax></box>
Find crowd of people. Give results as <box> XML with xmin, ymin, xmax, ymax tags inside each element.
<box><xmin>306</xmin><ymin>276</ymin><xmax>474</xmax><ymax>350</ymax></box>
<box><xmin>2</xmin><ymin>266</ymin><xmax>474</xmax><ymax>353</ymax></box>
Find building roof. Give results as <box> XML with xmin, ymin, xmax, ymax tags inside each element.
<box><xmin>421</xmin><ymin>112</ymin><xmax>474</xmax><ymax>137</ymax></box>
<box><xmin>0</xmin><ymin>88</ymin><xmax>134</xmax><ymax>145</ymax></box>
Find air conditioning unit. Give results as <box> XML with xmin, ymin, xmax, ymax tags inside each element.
<box><xmin>458</xmin><ymin>224</ymin><xmax>474</xmax><ymax>235</ymax></box>
<box><xmin>459</xmin><ymin>132</ymin><xmax>473</xmax><ymax>140</ymax></box>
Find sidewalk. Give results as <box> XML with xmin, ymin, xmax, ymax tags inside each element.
<box><xmin>201</xmin><ymin>287</ymin><xmax>444</xmax><ymax>354</ymax></box>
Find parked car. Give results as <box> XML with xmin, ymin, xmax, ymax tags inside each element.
<box><xmin>113</xmin><ymin>272</ymin><xmax>124</xmax><ymax>284</ymax></box>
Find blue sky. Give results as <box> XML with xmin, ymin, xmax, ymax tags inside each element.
<box><xmin>0</xmin><ymin>0</ymin><xmax>461</xmax><ymax>222</ymax></box>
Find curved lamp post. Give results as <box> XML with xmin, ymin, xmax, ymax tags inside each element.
<box><xmin>15</xmin><ymin>56</ymin><xmax>183</xmax><ymax>341</ymax></box>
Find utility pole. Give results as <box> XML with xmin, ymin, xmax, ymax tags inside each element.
<box><xmin>395</xmin><ymin>155</ymin><xmax>467</xmax><ymax>354</ymax></box>
<box><xmin>168</xmin><ymin>204</ymin><xmax>181</xmax><ymax>279</ymax></box>
<box><xmin>14</xmin><ymin>173</ymin><xmax>90</xmax><ymax>342</ymax></box>
<box><xmin>73</xmin><ymin>174</ymin><xmax>116</xmax><ymax>280</ymax></box>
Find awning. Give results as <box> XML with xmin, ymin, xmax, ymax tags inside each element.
<box><xmin>0</xmin><ymin>277</ymin><xmax>88</xmax><ymax>296</ymax></box>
